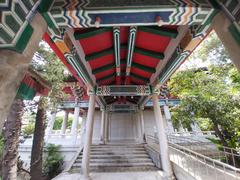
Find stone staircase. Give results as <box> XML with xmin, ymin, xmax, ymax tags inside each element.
<box><xmin>70</xmin><ymin>143</ymin><xmax>158</xmax><ymax>173</ymax></box>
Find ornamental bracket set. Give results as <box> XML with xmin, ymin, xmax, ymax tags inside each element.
<box><xmin>95</xmin><ymin>85</ymin><xmax>152</xmax><ymax>96</ymax></box>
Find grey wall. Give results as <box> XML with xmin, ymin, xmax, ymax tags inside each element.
<box><xmin>91</xmin><ymin>109</ymin><xmax>163</xmax><ymax>143</ymax></box>
<box><xmin>109</xmin><ymin>112</ymin><xmax>135</xmax><ymax>141</ymax></box>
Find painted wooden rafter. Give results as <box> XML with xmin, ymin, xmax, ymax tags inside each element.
<box><xmin>96</xmin><ymin>73</ymin><xmax>116</xmax><ymax>83</ymax></box>
<box><xmin>92</xmin><ymin>62</ymin><xmax>115</xmax><ymax>74</ymax></box>
<box><xmin>134</xmin><ymin>47</ymin><xmax>165</xmax><ymax>60</ymax></box>
<box><xmin>85</xmin><ymin>47</ymin><xmax>114</xmax><ymax>61</ymax></box>
<box><xmin>113</xmin><ymin>26</ymin><xmax>121</xmax><ymax>84</ymax></box>
<box><xmin>138</xmin><ymin>26</ymin><xmax>178</xmax><ymax>38</ymax></box>
<box><xmin>131</xmin><ymin>73</ymin><xmax>149</xmax><ymax>83</ymax></box>
<box><xmin>132</xmin><ymin>62</ymin><xmax>156</xmax><ymax>73</ymax></box>
<box><xmin>125</xmin><ymin>26</ymin><xmax>137</xmax><ymax>84</ymax></box>
<box><xmin>74</xmin><ymin>27</ymin><xmax>112</xmax><ymax>40</ymax></box>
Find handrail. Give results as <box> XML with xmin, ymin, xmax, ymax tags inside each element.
<box><xmin>146</xmin><ymin>134</ymin><xmax>240</xmax><ymax>178</ymax></box>
<box><xmin>169</xmin><ymin>142</ymin><xmax>240</xmax><ymax>173</ymax></box>
<box><xmin>63</xmin><ymin>144</ymin><xmax>83</xmax><ymax>172</ymax></box>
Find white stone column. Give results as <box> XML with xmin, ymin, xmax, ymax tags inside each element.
<box><xmin>0</xmin><ymin>13</ymin><xmax>47</xmax><ymax>132</ymax></box>
<box><xmin>81</xmin><ymin>93</ymin><xmax>95</xmax><ymax>179</ymax></box>
<box><xmin>136</xmin><ymin>112</ymin><xmax>142</xmax><ymax>143</ymax></box>
<box><xmin>139</xmin><ymin>108</ymin><xmax>145</xmax><ymax>142</ymax></box>
<box><xmin>45</xmin><ymin>111</ymin><xmax>57</xmax><ymax>140</ymax></box>
<box><xmin>152</xmin><ymin>93</ymin><xmax>173</xmax><ymax>179</ymax></box>
<box><xmin>100</xmin><ymin>109</ymin><xmax>105</xmax><ymax>144</ymax></box>
<box><xmin>80</xmin><ymin>113</ymin><xmax>87</xmax><ymax>147</ymax></box>
<box><xmin>108</xmin><ymin>112</ymin><xmax>111</xmax><ymax>142</ymax></box>
<box><xmin>163</xmin><ymin>105</ymin><xmax>174</xmax><ymax>134</ymax></box>
<box><xmin>61</xmin><ymin>111</ymin><xmax>69</xmax><ymax>135</ymax></box>
<box><xmin>104</xmin><ymin>111</ymin><xmax>109</xmax><ymax>143</ymax></box>
<box><xmin>71</xmin><ymin>102</ymin><xmax>80</xmax><ymax>144</ymax></box>
<box><xmin>211</xmin><ymin>12</ymin><xmax>240</xmax><ymax>70</ymax></box>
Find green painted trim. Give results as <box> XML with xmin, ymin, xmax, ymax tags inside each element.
<box><xmin>131</xmin><ymin>73</ymin><xmax>149</xmax><ymax>83</ymax></box>
<box><xmin>228</xmin><ymin>23</ymin><xmax>240</xmax><ymax>46</ymax></box>
<box><xmin>92</xmin><ymin>63</ymin><xmax>115</xmax><ymax>74</ymax></box>
<box><xmin>38</xmin><ymin>0</ymin><xmax>54</xmax><ymax>12</ymax></box>
<box><xmin>196</xmin><ymin>9</ymin><xmax>219</xmax><ymax>34</ymax></box>
<box><xmin>207</xmin><ymin>0</ymin><xmax>221</xmax><ymax>9</ymax></box>
<box><xmin>138</xmin><ymin>26</ymin><xmax>178</xmax><ymax>38</ymax></box>
<box><xmin>132</xmin><ymin>62</ymin><xmax>156</xmax><ymax>73</ymax></box>
<box><xmin>41</xmin><ymin>13</ymin><xmax>59</xmax><ymax>35</ymax></box>
<box><xmin>134</xmin><ymin>47</ymin><xmax>164</xmax><ymax>59</ymax></box>
<box><xmin>96</xmin><ymin>73</ymin><xmax>116</xmax><ymax>83</ymax></box>
<box><xmin>74</xmin><ymin>27</ymin><xmax>112</xmax><ymax>40</ymax></box>
<box><xmin>7</xmin><ymin>23</ymin><xmax>33</xmax><ymax>53</ymax></box>
<box><xmin>16</xmin><ymin>83</ymin><xmax>36</xmax><ymax>100</ymax></box>
<box><xmin>85</xmin><ymin>48</ymin><xmax>114</xmax><ymax>61</ymax></box>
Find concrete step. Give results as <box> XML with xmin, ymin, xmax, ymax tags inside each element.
<box><xmin>71</xmin><ymin>144</ymin><xmax>158</xmax><ymax>173</ymax></box>
<box><xmin>75</xmin><ymin>158</ymin><xmax>153</xmax><ymax>164</ymax></box>
<box><xmin>91</xmin><ymin>144</ymin><xmax>144</xmax><ymax>147</ymax></box>
<box><xmin>77</xmin><ymin>154</ymin><xmax>150</xmax><ymax>159</ymax></box>
<box><xmin>89</xmin><ymin>151</ymin><xmax>147</xmax><ymax>155</ymax></box>
<box><xmin>73</xmin><ymin>162</ymin><xmax>155</xmax><ymax>168</ymax></box>
<box><xmin>91</xmin><ymin>148</ymin><xmax>145</xmax><ymax>151</ymax></box>
<box><xmin>70</xmin><ymin>166</ymin><xmax>158</xmax><ymax>173</ymax></box>
<box><xmin>91</xmin><ymin>147</ymin><xmax>145</xmax><ymax>151</ymax></box>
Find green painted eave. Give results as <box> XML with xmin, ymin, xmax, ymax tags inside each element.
<box><xmin>138</xmin><ymin>26</ymin><xmax>178</xmax><ymax>38</ymax></box>
<box><xmin>132</xmin><ymin>62</ymin><xmax>156</xmax><ymax>73</ymax></box>
<box><xmin>74</xmin><ymin>27</ymin><xmax>112</xmax><ymax>40</ymax></box>
<box><xmin>85</xmin><ymin>48</ymin><xmax>114</xmax><ymax>61</ymax></box>
<box><xmin>92</xmin><ymin>63</ymin><xmax>115</xmax><ymax>74</ymax></box>
<box><xmin>134</xmin><ymin>47</ymin><xmax>164</xmax><ymax>60</ymax></box>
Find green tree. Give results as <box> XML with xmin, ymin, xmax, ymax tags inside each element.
<box><xmin>53</xmin><ymin>116</ymin><xmax>73</xmax><ymax>130</ymax></box>
<box><xmin>168</xmin><ymin>32</ymin><xmax>240</xmax><ymax>149</ymax></box>
<box><xmin>29</xmin><ymin>42</ymin><xmax>67</xmax><ymax>179</ymax></box>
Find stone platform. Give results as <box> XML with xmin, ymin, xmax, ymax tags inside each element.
<box><xmin>53</xmin><ymin>171</ymin><xmax>164</xmax><ymax>180</ymax></box>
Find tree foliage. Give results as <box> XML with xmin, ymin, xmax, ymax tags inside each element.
<box><xmin>53</xmin><ymin>116</ymin><xmax>73</xmax><ymax>130</ymax></box>
<box><xmin>43</xmin><ymin>144</ymin><xmax>63</xmax><ymax>179</ymax></box>
<box><xmin>168</xmin><ymin>32</ymin><xmax>240</xmax><ymax>148</ymax></box>
<box><xmin>31</xmin><ymin>42</ymin><xmax>67</xmax><ymax>110</ymax></box>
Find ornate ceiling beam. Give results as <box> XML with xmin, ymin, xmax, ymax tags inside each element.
<box><xmin>113</xmin><ymin>27</ymin><xmax>121</xmax><ymax>84</ymax></box>
<box><xmin>134</xmin><ymin>47</ymin><xmax>164</xmax><ymax>59</ymax></box>
<box><xmin>125</xmin><ymin>26</ymin><xmax>137</xmax><ymax>84</ymax></box>
<box><xmin>85</xmin><ymin>47</ymin><xmax>114</xmax><ymax>61</ymax></box>
<box><xmin>132</xmin><ymin>62</ymin><xmax>156</xmax><ymax>73</ymax></box>
<box><xmin>49</xmin><ymin>1</ymin><xmax>214</xmax><ymax>28</ymax></box>
<box><xmin>74</xmin><ymin>27</ymin><xmax>112</xmax><ymax>40</ymax></box>
<box><xmin>96</xmin><ymin>85</ymin><xmax>152</xmax><ymax>96</ymax></box>
<box><xmin>138</xmin><ymin>26</ymin><xmax>178</xmax><ymax>38</ymax></box>
<box><xmin>92</xmin><ymin>62</ymin><xmax>115</xmax><ymax>74</ymax></box>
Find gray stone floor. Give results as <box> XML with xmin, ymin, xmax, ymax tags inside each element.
<box><xmin>53</xmin><ymin>171</ymin><xmax>164</xmax><ymax>180</ymax></box>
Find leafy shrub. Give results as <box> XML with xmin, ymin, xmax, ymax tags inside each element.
<box><xmin>43</xmin><ymin>144</ymin><xmax>63</xmax><ymax>179</ymax></box>
<box><xmin>22</xmin><ymin>122</ymin><xmax>35</xmax><ymax>137</ymax></box>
